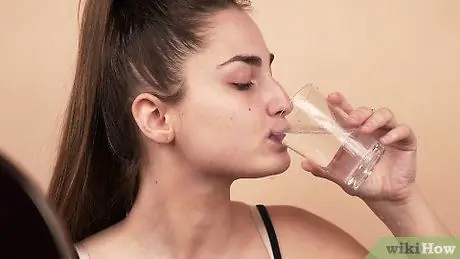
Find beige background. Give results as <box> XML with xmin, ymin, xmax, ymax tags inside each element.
<box><xmin>1</xmin><ymin>0</ymin><xmax>459</xmax><ymax>249</ymax></box>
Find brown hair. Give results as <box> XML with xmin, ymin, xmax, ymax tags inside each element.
<box><xmin>47</xmin><ymin>0</ymin><xmax>251</xmax><ymax>243</ymax></box>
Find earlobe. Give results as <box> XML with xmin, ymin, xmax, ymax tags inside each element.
<box><xmin>131</xmin><ymin>93</ymin><xmax>175</xmax><ymax>144</ymax></box>
<box><xmin>163</xmin><ymin>128</ymin><xmax>175</xmax><ymax>143</ymax></box>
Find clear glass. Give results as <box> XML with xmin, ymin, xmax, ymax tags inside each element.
<box><xmin>283</xmin><ymin>84</ymin><xmax>385</xmax><ymax>190</ymax></box>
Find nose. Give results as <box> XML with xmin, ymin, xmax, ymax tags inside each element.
<box><xmin>267</xmin><ymin>80</ymin><xmax>293</xmax><ymax>117</ymax></box>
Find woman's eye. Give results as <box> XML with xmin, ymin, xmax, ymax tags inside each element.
<box><xmin>232</xmin><ymin>82</ymin><xmax>254</xmax><ymax>91</ymax></box>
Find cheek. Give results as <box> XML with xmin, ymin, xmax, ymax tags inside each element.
<box><xmin>175</xmin><ymin>101</ymin><xmax>263</xmax><ymax>162</ymax></box>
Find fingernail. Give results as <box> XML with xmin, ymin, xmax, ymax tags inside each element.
<box><xmin>348</xmin><ymin>116</ymin><xmax>358</xmax><ymax>122</ymax></box>
<box><xmin>380</xmin><ymin>135</ymin><xmax>391</xmax><ymax>143</ymax></box>
<box><xmin>361</xmin><ymin>124</ymin><xmax>370</xmax><ymax>131</ymax></box>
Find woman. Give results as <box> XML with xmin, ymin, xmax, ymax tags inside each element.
<box><xmin>48</xmin><ymin>0</ymin><xmax>451</xmax><ymax>258</ymax></box>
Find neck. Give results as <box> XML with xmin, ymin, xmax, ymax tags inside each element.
<box><xmin>122</xmin><ymin>152</ymin><xmax>237</xmax><ymax>258</ymax></box>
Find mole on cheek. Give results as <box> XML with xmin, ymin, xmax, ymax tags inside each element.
<box><xmin>230</xmin><ymin>111</ymin><xmax>236</xmax><ymax>120</ymax></box>
<box><xmin>248</xmin><ymin>107</ymin><xmax>252</xmax><ymax>111</ymax></box>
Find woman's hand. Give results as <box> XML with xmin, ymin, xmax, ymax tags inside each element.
<box><xmin>301</xmin><ymin>92</ymin><xmax>418</xmax><ymax>202</ymax></box>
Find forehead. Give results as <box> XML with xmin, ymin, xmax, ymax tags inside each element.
<box><xmin>203</xmin><ymin>8</ymin><xmax>271</xmax><ymax>63</ymax></box>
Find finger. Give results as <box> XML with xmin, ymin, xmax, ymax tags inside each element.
<box><xmin>301</xmin><ymin>158</ymin><xmax>343</xmax><ymax>185</ymax></box>
<box><xmin>346</xmin><ymin>106</ymin><xmax>374</xmax><ymax>128</ymax></box>
<box><xmin>328</xmin><ymin>104</ymin><xmax>349</xmax><ymax>128</ymax></box>
<box><xmin>379</xmin><ymin>124</ymin><xmax>417</xmax><ymax>150</ymax></box>
<box><xmin>327</xmin><ymin>92</ymin><xmax>354</xmax><ymax>114</ymax></box>
<box><xmin>327</xmin><ymin>92</ymin><xmax>354</xmax><ymax>127</ymax></box>
<box><xmin>301</xmin><ymin>158</ymin><xmax>328</xmax><ymax>178</ymax></box>
<box><xmin>301</xmin><ymin>158</ymin><xmax>320</xmax><ymax>174</ymax></box>
<box><xmin>360</xmin><ymin>107</ymin><xmax>398</xmax><ymax>133</ymax></box>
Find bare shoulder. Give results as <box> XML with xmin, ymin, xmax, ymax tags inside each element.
<box><xmin>74</xmin><ymin>224</ymin><xmax>130</xmax><ymax>259</ymax></box>
<box><xmin>265</xmin><ymin>205</ymin><xmax>368</xmax><ymax>259</ymax></box>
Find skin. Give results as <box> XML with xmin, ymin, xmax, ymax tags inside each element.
<box><xmin>77</xmin><ymin>8</ymin><xmax>451</xmax><ymax>259</ymax></box>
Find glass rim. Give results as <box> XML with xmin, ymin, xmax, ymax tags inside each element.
<box><xmin>290</xmin><ymin>83</ymin><xmax>316</xmax><ymax>102</ymax></box>
<box><xmin>282</xmin><ymin>83</ymin><xmax>316</xmax><ymax>115</ymax></box>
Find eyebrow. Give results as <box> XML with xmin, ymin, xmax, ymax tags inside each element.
<box><xmin>218</xmin><ymin>53</ymin><xmax>275</xmax><ymax>67</ymax></box>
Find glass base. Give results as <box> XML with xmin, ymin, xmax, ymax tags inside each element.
<box><xmin>345</xmin><ymin>142</ymin><xmax>385</xmax><ymax>190</ymax></box>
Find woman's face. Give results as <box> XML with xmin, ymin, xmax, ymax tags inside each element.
<box><xmin>173</xmin><ymin>8</ymin><xmax>293</xmax><ymax>178</ymax></box>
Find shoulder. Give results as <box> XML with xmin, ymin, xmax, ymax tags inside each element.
<box><xmin>263</xmin><ymin>204</ymin><xmax>368</xmax><ymax>258</ymax></box>
<box><xmin>74</xmin><ymin>245</ymin><xmax>90</xmax><ymax>259</ymax></box>
<box><xmin>72</xmin><ymin>223</ymin><xmax>128</xmax><ymax>259</ymax></box>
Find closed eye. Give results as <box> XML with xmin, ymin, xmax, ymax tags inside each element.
<box><xmin>232</xmin><ymin>82</ymin><xmax>254</xmax><ymax>91</ymax></box>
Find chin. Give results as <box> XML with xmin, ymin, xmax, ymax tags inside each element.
<box><xmin>267</xmin><ymin>151</ymin><xmax>292</xmax><ymax>174</ymax></box>
<box><xmin>239</xmin><ymin>151</ymin><xmax>291</xmax><ymax>179</ymax></box>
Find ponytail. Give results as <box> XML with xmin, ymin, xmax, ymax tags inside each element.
<box><xmin>48</xmin><ymin>0</ymin><xmax>138</xmax><ymax>242</ymax></box>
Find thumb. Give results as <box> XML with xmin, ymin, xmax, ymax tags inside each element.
<box><xmin>301</xmin><ymin>158</ymin><xmax>327</xmax><ymax>178</ymax></box>
<box><xmin>301</xmin><ymin>158</ymin><xmax>341</xmax><ymax>185</ymax></box>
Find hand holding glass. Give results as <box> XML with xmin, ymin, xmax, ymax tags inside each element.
<box><xmin>283</xmin><ymin>84</ymin><xmax>385</xmax><ymax>190</ymax></box>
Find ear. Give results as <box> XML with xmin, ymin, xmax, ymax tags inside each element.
<box><xmin>131</xmin><ymin>93</ymin><xmax>175</xmax><ymax>144</ymax></box>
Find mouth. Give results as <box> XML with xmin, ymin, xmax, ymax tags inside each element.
<box><xmin>268</xmin><ymin>132</ymin><xmax>286</xmax><ymax>144</ymax></box>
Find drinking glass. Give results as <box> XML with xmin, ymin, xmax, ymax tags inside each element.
<box><xmin>283</xmin><ymin>84</ymin><xmax>385</xmax><ymax>190</ymax></box>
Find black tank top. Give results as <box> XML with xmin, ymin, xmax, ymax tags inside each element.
<box><xmin>256</xmin><ymin>204</ymin><xmax>282</xmax><ymax>259</ymax></box>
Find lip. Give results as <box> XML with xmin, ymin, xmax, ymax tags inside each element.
<box><xmin>268</xmin><ymin>132</ymin><xmax>286</xmax><ymax>143</ymax></box>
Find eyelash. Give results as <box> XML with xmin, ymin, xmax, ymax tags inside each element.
<box><xmin>232</xmin><ymin>82</ymin><xmax>254</xmax><ymax>91</ymax></box>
